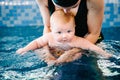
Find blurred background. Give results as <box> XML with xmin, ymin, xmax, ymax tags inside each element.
<box><xmin>0</xmin><ymin>0</ymin><xmax>120</xmax><ymax>27</ymax></box>
<box><xmin>0</xmin><ymin>0</ymin><xmax>120</xmax><ymax>40</ymax></box>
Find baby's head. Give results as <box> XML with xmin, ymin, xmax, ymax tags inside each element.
<box><xmin>50</xmin><ymin>10</ymin><xmax>75</xmax><ymax>42</ymax></box>
<box><xmin>50</xmin><ymin>10</ymin><xmax>75</xmax><ymax>29</ymax></box>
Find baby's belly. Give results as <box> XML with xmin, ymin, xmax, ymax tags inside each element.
<box><xmin>49</xmin><ymin>44</ymin><xmax>72</xmax><ymax>58</ymax></box>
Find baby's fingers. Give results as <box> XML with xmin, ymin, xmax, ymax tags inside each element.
<box><xmin>16</xmin><ymin>48</ymin><xmax>26</xmax><ymax>55</ymax></box>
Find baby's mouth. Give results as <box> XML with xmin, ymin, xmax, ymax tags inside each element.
<box><xmin>61</xmin><ymin>39</ymin><xmax>68</xmax><ymax>42</ymax></box>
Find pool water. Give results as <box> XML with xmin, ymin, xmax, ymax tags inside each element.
<box><xmin>0</xmin><ymin>26</ymin><xmax>120</xmax><ymax>80</ymax></box>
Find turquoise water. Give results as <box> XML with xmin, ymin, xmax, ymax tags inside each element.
<box><xmin>0</xmin><ymin>26</ymin><xmax>120</xmax><ymax>80</ymax></box>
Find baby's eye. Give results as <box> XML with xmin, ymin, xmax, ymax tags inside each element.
<box><xmin>67</xmin><ymin>30</ymin><xmax>71</xmax><ymax>33</ymax></box>
<box><xmin>57</xmin><ymin>31</ymin><xmax>62</xmax><ymax>34</ymax></box>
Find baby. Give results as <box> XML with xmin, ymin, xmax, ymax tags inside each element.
<box><xmin>16</xmin><ymin>10</ymin><xmax>113</xmax><ymax>65</ymax></box>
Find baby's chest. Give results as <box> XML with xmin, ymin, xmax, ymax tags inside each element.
<box><xmin>49</xmin><ymin>42</ymin><xmax>71</xmax><ymax>51</ymax></box>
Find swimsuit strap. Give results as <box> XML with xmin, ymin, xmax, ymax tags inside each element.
<box><xmin>48</xmin><ymin>0</ymin><xmax>55</xmax><ymax>15</ymax></box>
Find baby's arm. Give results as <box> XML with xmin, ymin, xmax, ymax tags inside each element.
<box><xmin>73</xmin><ymin>37</ymin><xmax>112</xmax><ymax>58</ymax></box>
<box><xmin>16</xmin><ymin>35</ymin><xmax>48</xmax><ymax>54</ymax></box>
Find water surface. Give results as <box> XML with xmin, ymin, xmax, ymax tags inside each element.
<box><xmin>0</xmin><ymin>26</ymin><xmax>120</xmax><ymax>80</ymax></box>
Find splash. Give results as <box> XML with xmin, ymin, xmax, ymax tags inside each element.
<box><xmin>97</xmin><ymin>40</ymin><xmax>120</xmax><ymax>77</ymax></box>
<box><xmin>1</xmin><ymin>66</ymin><xmax>58</xmax><ymax>80</ymax></box>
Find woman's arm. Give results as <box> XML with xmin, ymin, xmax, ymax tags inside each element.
<box><xmin>36</xmin><ymin>0</ymin><xmax>51</xmax><ymax>34</ymax></box>
<box><xmin>36</xmin><ymin>0</ymin><xmax>57</xmax><ymax>63</ymax></box>
<box><xmin>85</xmin><ymin>0</ymin><xmax>104</xmax><ymax>43</ymax></box>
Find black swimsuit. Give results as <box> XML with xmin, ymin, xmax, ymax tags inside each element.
<box><xmin>48</xmin><ymin>0</ymin><xmax>104</xmax><ymax>43</ymax></box>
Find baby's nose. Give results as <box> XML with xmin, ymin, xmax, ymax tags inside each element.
<box><xmin>62</xmin><ymin>34</ymin><xmax>67</xmax><ymax>39</ymax></box>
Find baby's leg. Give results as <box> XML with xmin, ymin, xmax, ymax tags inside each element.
<box><xmin>34</xmin><ymin>47</ymin><xmax>56</xmax><ymax>62</ymax></box>
<box><xmin>56</xmin><ymin>48</ymin><xmax>82</xmax><ymax>64</ymax></box>
<box><xmin>65</xmin><ymin>52</ymin><xmax>82</xmax><ymax>62</ymax></box>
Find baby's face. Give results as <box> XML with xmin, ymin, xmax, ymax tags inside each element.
<box><xmin>51</xmin><ymin>20</ymin><xmax>75</xmax><ymax>43</ymax></box>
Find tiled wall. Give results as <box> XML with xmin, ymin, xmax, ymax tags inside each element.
<box><xmin>0</xmin><ymin>0</ymin><xmax>42</xmax><ymax>27</ymax></box>
<box><xmin>104</xmin><ymin>0</ymin><xmax>120</xmax><ymax>27</ymax></box>
<box><xmin>0</xmin><ymin>0</ymin><xmax>120</xmax><ymax>27</ymax></box>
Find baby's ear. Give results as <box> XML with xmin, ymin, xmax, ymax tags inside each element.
<box><xmin>50</xmin><ymin>25</ymin><xmax>52</xmax><ymax>30</ymax></box>
<box><xmin>74</xmin><ymin>24</ymin><xmax>76</xmax><ymax>27</ymax></box>
<box><xmin>50</xmin><ymin>26</ymin><xmax>53</xmax><ymax>31</ymax></box>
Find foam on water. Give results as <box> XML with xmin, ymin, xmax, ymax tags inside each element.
<box><xmin>97</xmin><ymin>40</ymin><xmax>120</xmax><ymax>77</ymax></box>
<box><xmin>2</xmin><ymin>66</ymin><xmax>58</xmax><ymax>80</ymax></box>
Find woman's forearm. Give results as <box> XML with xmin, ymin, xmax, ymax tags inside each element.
<box><xmin>84</xmin><ymin>33</ymin><xmax>100</xmax><ymax>44</ymax></box>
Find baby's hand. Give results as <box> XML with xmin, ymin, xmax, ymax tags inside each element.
<box><xmin>16</xmin><ymin>48</ymin><xmax>26</xmax><ymax>55</ymax></box>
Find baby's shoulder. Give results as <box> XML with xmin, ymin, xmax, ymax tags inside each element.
<box><xmin>72</xmin><ymin>36</ymin><xmax>80</xmax><ymax>41</ymax></box>
<box><xmin>41</xmin><ymin>33</ymin><xmax>52</xmax><ymax>41</ymax></box>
